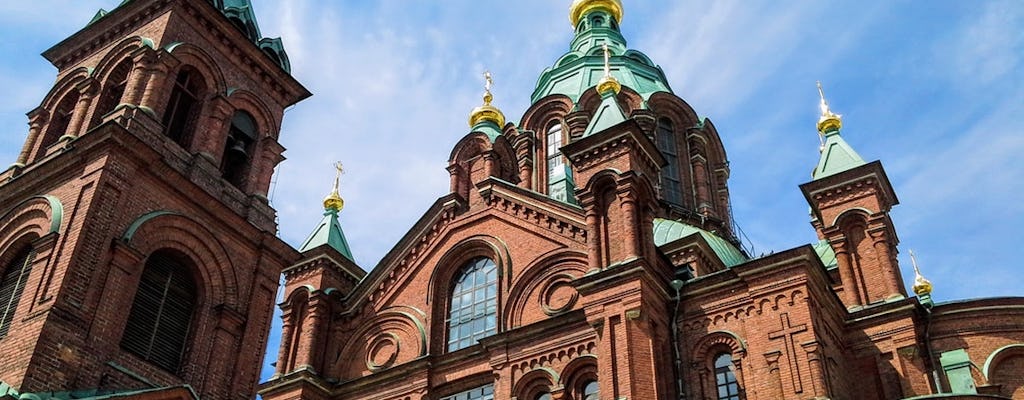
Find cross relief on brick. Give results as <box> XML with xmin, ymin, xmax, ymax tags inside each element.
<box><xmin>768</xmin><ymin>312</ymin><xmax>808</xmax><ymax>394</ymax></box>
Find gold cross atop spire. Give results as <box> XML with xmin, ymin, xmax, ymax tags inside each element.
<box><xmin>909</xmin><ymin>249</ymin><xmax>933</xmax><ymax>296</ymax></box>
<box><xmin>596</xmin><ymin>43</ymin><xmax>621</xmax><ymax>95</ymax></box>
<box><xmin>483</xmin><ymin>70</ymin><xmax>494</xmax><ymax>106</ymax></box>
<box><xmin>816</xmin><ymin>81</ymin><xmax>842</xmax><ymax>134</ymax></box>
<box><xmin>323</xmin><ymin>161</ymin><xmax>345</xmax><ymax>212</ymax></box>
<box><xmin>468</xmin><ymin>70</ymin><xmax>506</xmax><ymax>127</ymax></box>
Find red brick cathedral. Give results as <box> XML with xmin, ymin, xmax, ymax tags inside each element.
<box><xmin>0</xmin><ymin>0</ymin><xmax>1021</xmax><ymax>400</ymax></box>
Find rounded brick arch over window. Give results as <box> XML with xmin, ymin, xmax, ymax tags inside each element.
<box><xmin>447</xmin><ymin>257</ymin><xmax>498</xmax><ymax>351</ymax></box>
<box><xmin>120</xmin><ymin>249</ymin><xmax>198</xmax><ymax>373</ymax></box>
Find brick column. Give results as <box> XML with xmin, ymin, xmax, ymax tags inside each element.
<box><xmin>869</xmin><ymin>226</ymin><xmax>903</xmax><ymax>298</ymax></box>
<box><xmin>830</xmin><ymin>238</ymin><xmax>863</xmax><ymax>307</ymax></box>
<box><xmin>14</xmin><ymin>109</ymin><xmax>48</xmax><ymax>166</ymax></box>
<box><xmin>764</xmin><ymin>350</ymin><xmax>784</xmax><ymax>399</ymax></box>
<box><xmin>619</xmin><ymin>192</ymin><xmax>639</xmax><ymax>260</ymax></box>
<box><xmin>274</xmin><ymin>304</ymin><xmax>296</xmax><ymax>375</ymax></box>
<box><xmin>802</xmin><ymin>341</ymin><xmax>828</xmax><ymax>398</ymax></box>
<box><xmin>62</xmin><ymin>79</ymin><xmax>100</xmax><ymax>141</ymax></box>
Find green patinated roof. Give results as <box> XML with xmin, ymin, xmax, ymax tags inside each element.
<box><xmin>470</xmin><ymin>120</ymin><xmax>504</xmax><ymax>143</ymax></box>
<box><xmin>652</xmin><ymin>218</ymin><xmax>747</xmax><ymax>267</ymax></box>
<box><xmin>530</xmin><ymin>7</ymin><xmax>671</xmax><ymax>104</ymax></box>
<box><xmin>812</xmin><ymin>239</ymin><xmax>838</xmax><ymax>270</ymax></box>
<box><xmin>812</xmin><ymin>130</ymin><xmax>866</xmax><ymax>179</ymax></box>
<box><xmin>298</xmin><ymin>209</ymin><xmax>354</xmax><ymax>260</ymax></box>
<box><xmin>582</xmin><ymin>91</ymin><xmax>627</xmax><ymax>137</ymax></box>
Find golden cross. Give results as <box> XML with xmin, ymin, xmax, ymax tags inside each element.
<box><xmin>484</xmin><ymin>70</ymin><xmax>493</xmax><ymax>93</ymax></box>
<box><xmin>816</xmin><ymin>81</ymin><xmax>831</xmax><ymax>116</ymax></box>
<box><xmin>333</xmin><ymin>161</ymin><xmax>344</xmax><ymax>191</ymax></box>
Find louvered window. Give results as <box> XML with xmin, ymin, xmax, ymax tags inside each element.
<box><xmin>0</xmin><ymin>247</ymin><xmax>35</xmax><ymax>339</ymax></box>
<box><xmin>121</xmin><ymin>251</ymin><xmax>197</xmax><ymax>372</ymax></box>
<box><xmin>162</xmin><ymin>67</ymin><xmax>205</xmax><ymax>147</ymax></box>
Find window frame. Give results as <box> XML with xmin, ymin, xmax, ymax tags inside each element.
<box><xmin>713</xmin><ymin>352</ymin><xmax>741</xmax><ymax>400</ymax></box>
<box><xmin>120</xmin><ymin>250</ymin><xmax>198</xmax><ymax>373</ymax></box>
<box><xmin>0</xmin><ymin>246</ymin><xmax>35</xmax><ymax>339</ymax></box>
<box><xmin>446</xmin><ymin>257</ymin><xmax>499</xmax><ymax>352</ymax></box>
<box><xmin>440</xmin><ymin>383</ymin><xmax>495</xmax><ymax>400</ymax></box>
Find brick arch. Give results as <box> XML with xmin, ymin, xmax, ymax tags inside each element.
<box><xmin>225</xmin><ymin>88</ymin><xmax>279</xmax><ymax>138</ymax></box>
<box><xmin>120</xmin><ymin>211</ymin><xmax>237</xmax><ymax>309</ymax></box>
<box><xmin>560</xmin><ymin>354</ymin><xmax>598</xmax><ymax>397</ymax></box>
<box><xmin>163</xmin><ymin>42</ymin><xmax>228</xmax><ymax>96</ymax></box>
<box><xmin>692</xmin><ymin>330</ymin><xmax>747</xmax><ymax>367</ymax></box>
<box><xmin>519</xmin><ymin>95</ymin><xmax>573</xmax><ymax>134</ymax></box>
<box><xmin>331</xmin><ymin>306</ymin><xmax>428</xmax><ymax>381</ymax></box>
<box><xmin>983</xmin><ymin>344</ymin><xmax>1024</xmax><ymax>397</ymax></box>
<box><xmin>0</xmin><ymin>196</ymin><xmax>63</xmax><ymax>257</ymax></box>
<box><xmin>91</xmin><ymin>36</ymin><xmax>155</xmax><ymax>85</ymax></box>
<box><xmin>448</xmin><ymin>132</ymin><xmax>493</xmax><ymax>200</ymax></box>
<box><xmin>505</xmin><ymin>249</ymin><xmax>588</xmax><ymax>329</ymax></box>
<box><xmin>514</xmin><ymin>367</ymin><xmax>559</xmax><ymax>399</ymax></box>
<box><xmin>426</xmin><ymin>235</ymin><xmax>510</xmax><ymax>354</ymax></box>
<box><xmin>647</xmin><ymin>92</ymin><xmax>702</xmax><ymax>129</ymax></box>
<box><xmin>576</xmin><ymin>85</ymin><xmax>644</xmax><ymax>117</ymax></box>
<box><xmin>831</xmin><ymin>207</ymin><xmax>872</xmax><ymax>229</ymax></box>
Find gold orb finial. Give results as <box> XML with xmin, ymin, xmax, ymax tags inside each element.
<box><xmin>596</xmin><ymin>43</ymin><xmax>621</xmax><ymax>95</ymax></box>
<box><xmin>909</xmin><ymin>250</ymin><xmax>933</xmax><ymax>296</ymax></box>
<box><xmin>323</xmin><ymin>162</ymin><xmax>345</xmax><ymax>212</ymax></box>
<box><xmin>469</xmin><ymin>70</ymin><xmax>507</xmax><ymax>127</ymax></box>
<box><xmin>816</xmin><ymin>81</ymin><xmax>843</xmax><ymax>134</ymax></box>
<box><xmin>570</xmin><ymin>0</ymin><xmax>624</xmax><ymax>27</ymax></box>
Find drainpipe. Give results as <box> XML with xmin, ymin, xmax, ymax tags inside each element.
<box><xmin>671</xmin><ymin>279</ymin><xmax>686</xmax><ymax>400</ymax></box>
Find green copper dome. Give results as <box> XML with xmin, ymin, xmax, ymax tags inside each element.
<box><xmin>531</xmin><ymin>4</ymin><xmax>672</xmax><ymax>103</ymax></box>
<box><xmin>652</xmin><ymin>218</ymin><xmax>747</xmax><ymax>268</ymax></box>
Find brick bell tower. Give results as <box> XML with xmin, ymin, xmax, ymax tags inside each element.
<box><xmin>0</xmin><ymin>0</ymin><xmax>308</xmax><ymax>399</ymax></box>
<box><xmin>800</xmin><ymin>83</ymin><xmax>906</xmax><ymax>310</ymax></box>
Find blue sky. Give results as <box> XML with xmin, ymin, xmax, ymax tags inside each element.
<box><xmin>0</xmin><ymin>0</ymin><xmax>1021</xmax><ymax>385</ymax></box>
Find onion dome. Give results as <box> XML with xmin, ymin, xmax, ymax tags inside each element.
<box><xmin>323</xmin><ymin>162</ymin><xmax>345</xmax><ymax>212</ymax></box>
<box><xmin>910</xmin><ymin>250</ymin><xmax>933</xmax><ymax>297</ymax></box>
<box><xmin>570</xmin><ymin>0</ymin><xmax>624</xmax><ymax>27</ymax></box>
<box><xmin>468</xmin><ymin>71</ymin><xmax>506</xmax><ymax>128</ymax></box>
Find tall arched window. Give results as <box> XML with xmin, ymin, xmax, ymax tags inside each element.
<box><xmin>656</xmin><ymin>118</ymin><xmax>682</xmax><ymax>205</ymax></box>
<box><xmin>39</xmin><ymin>92</ymin><xmax>80</xmax><ymax>152</ymax></box>
<box><xmin>162</xmin><ymin>67</ymin><xmax>206</xmax><ymax>147</ymax></box>
<box><xmin>546</xmin><ymin>121</ymin><xmax>574</xmax><ymax>202</ymax></box>
<box><xmin>714</xmin><ymin>353</ymin><xmax>740</xmax><ymax>400</ymax></box>
<box><xmin>447</xmin><ymin>257</ymin><xmax>497</xmax><ymax>352</ymax></box>
<box><xmin>0</xmin><ymin>246</ymin><xmax>35</xmax><ymax>339</ymax></box>
<box><xmin>121</xmin><ymin>250</ymin><xmax>197</xmax><ymax>372</ymax></box>
<box><xmin>89</xmin><ymin>59</ymin><xmax>132</xmax><ymax>130</ymax></box>
<box><xmin>221</xmin><ymin>111</ymin><xmax>258</xmax><ymax>188</ymax></box>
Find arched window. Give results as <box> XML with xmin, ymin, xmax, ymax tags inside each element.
<box><xmin>89</xmin><ymin>59</ymin><xmax>132</xmax><ymax>130</ymax></box>
<box><xmin>546</xmin><ymin>121</ymin><xmax>574</xmax><ymax>202</ymax></box>
<box><xmin>0</xmin><ymin>246</ymin><xmax>35</xmax><ymax>339</ymax></box>
<box><xmin>447</xmin><ymin>257</ymin><xmax>497</xmax><ymax>352</ymax></box>
<box><xmin>162</xmin><ymin>67</ymin><xmax>206</xmax><ymax>147</ymax></box>
<box><xmin>39</xmin><ymin>92</ymin><xmax>80</xmax><ymax>151</ymax></box>
<box><xmin>656</xmin><ymin>118</ymin><xmax>682</xmax><ymax>205</ymax></box>
<box><xmin>121</xmin><ymin>250</ymin><xmax>197</xmax><ymax>372</ymax></box>
<box><xmin>221</xmin><ymin>111</ymin><xmax>258</xmax><ymax>188</ymax></box>
<box><xmin>535</xmin><ymin>393</ymin><xmax>552</xmax><ymax>400</ymax></box>
<box><xmin>714</xmin><ymin>353</ymin><xmax>740</xmax><ymax>400</ymax></box>
<box><xmin>582</xmin><ymin>380</ymin><xmax>599</xmax><ymax>400</ymax></box>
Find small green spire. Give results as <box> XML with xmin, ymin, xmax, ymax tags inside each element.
<box><xmin>811</xmin><ymin>83</ymin><xmax>865</xmax><ymax>179</ymax></box>
<box><xmin>298</xmin><ymin>163</ymin><xmax>354</xmax><ymax>260</ymax></box>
